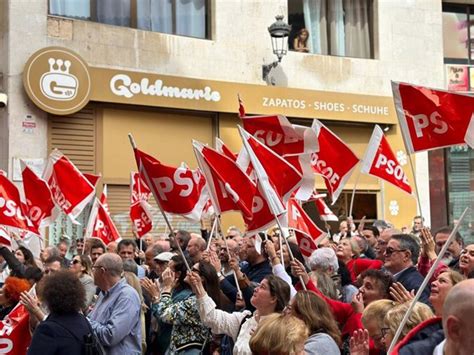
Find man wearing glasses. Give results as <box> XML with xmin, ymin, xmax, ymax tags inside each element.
<box><xmin>88</xmin><ymin>253</ymin><xmax>142</xmax><ymax>355</ymax></box>
<box><xmin>383</xmin><ymin>234</ymin><xmax>430</xmax><ymax>304</ymax></box>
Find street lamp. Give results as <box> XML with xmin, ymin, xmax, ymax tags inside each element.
<box><xmin>262</xmin><ymin>15</ymin><xmax>291</xmax><ymax>83</ymax></box>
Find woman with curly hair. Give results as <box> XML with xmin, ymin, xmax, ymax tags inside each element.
<box><xmin>27</xmin><ymin>270</ymin><xmax>90</xmax><ymax>354</ymax></box>
<box><xmin>0</xmin><ymin>276</ymin><xmax>30</xmax><ymax>319</ymax></box>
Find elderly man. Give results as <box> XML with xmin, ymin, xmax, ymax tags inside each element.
<box><xmin>384</xmin><ymin>234</ymin><xmax>430</xmax><ymax>304</ymax></box>
<box><xmin>40</xmin><ymin>246</ymin><xmax>60</xmax><ymax>264</ymax></box>
<box><xmin>218</xmin><ymin>238</ymin><xmax>239</xmax><ymax>276</ymax></box>
<box><xmin>88</xmin><ymin>253</ymin><xmax>141</xmax><ymax>354</ymax></box>
<box><xmin>142</xmin><ymin>233</ymin><xmax>156</xmax><ymax>249</ymax></box>
<box><xmin>57</xmin><ymin>240</ymin><xmax>71</xmax><ymax>267</ymax></box>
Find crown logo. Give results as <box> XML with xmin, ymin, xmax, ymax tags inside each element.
<box><xmin>40</xmin><ymin>58</ymin><xmax>79</xmax><ymax>101</ymax></box>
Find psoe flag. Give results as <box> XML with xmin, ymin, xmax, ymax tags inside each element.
<box><xmin>361</xmin><ymin>125</ymin><xmax>413</xmax><ymax>195</ymax></box>
<box><xmin>392</xmin><ymin>81</ymin><xmax>474</xmax><ymax>153</ymax></box>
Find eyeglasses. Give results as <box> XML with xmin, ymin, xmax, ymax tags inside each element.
<box><xmin>381</xmin><ymin>327</ymin><xmax>390</xmax><ymax>338</ymax></box>
<box><xmin>384</xmin><ymin>247</ymin><xmax>407</xmax><ymax>256</ymax></box>
<box><xmin>72</xmin><ymin>259</ymin><xmax>81</xmax><ymax>265</ymax></box>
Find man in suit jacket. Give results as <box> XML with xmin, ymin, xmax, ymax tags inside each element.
<box><xmin>384</xmin><ymin>234</ymin><xmax>430</xmax><ymax>304</ymax></box>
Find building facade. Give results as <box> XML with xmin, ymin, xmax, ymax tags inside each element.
<box><xmin>1</xmin><ymin>0</ymin><xmax>455</xmax><ymax>242</ymax></box>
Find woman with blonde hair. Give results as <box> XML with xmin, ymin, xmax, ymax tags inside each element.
<box><xmin>361</xmin><ymin>299</ymin><xmax>395</xmax><ymax>351</ymax></box>
<box><xmin>249</xmin><ymin>313</ymin><xmax>308</xmax><ymax>355</ymax></box>
<box><xmin>287</xmin><ymin>290</ymin><xmax>341</xmax><ymax>354</ymax></box>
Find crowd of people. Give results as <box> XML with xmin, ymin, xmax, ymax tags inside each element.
<box><xmin>0</xmin><ymin>216</ymin><xmax>474</xmax><ymax>355</ymax></box>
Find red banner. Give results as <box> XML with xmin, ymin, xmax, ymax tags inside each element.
<box><xmin>361</xmin><ymin>125</ymin><xmax>413</xmax><ymax>195</ymax></box>
<box><xmin>0</xmin><ymin>172</ymin><xmax>37</xmax><ymax>234</ymax></box>
<box><xmin>134</xmin><ymin>149</ymin><xmax>208</xmax><ymax>221</ymax></box>
<box><xmin>314</xmin><ymin>197</ymin><xmax>339</xmax><ymax>222</ymax></box>
<box><xmin>215</xmin><ymin>137</ymin><xmax>237</xmax><ymax>161</ymax></box>
<box><xmin>130</xmin><ymin>173</ymin><xmax>153</xmax><ymax>238</ymax></box>
<box><xmin>0</xmin><ymin>303</ymin><xmax>31</xmax><ymax>355</ymax></box>
<box><xmin>392</xmin><ymin>81</ymin><xmax>474</xmax><ymax>153</ymax></box>
<box><xmin>85</xmin><ymin>189</ymin><xmax>121</xmax><ymax>245</ymax></box>
<box><xmin>287</xmin><ymin>199</ymin><xmax>326</xmax><ymax>257</ymax></box>
<box><xmin>43</xmin><ymin>150</ymin><xmax>95</xmax><ymax>221</ymax></box>
<box><xmin>310</xmin><ymin>120</ymin><xmax>359</xmax><ymax>204</ymax></box>
<box><xmin>21</xmin><ymin>161</ymin><xmax>56</xmax><ymax>229</ymax></box>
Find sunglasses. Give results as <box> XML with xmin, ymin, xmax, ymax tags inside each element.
<box><xmin>384</xmin><ymin>247</ymin><xmax>407</xmax><ymax>256</ymax></box>
<box><xmin>72</xmin><ymin>259</ymin><xmax>81</xmax><ymax>265</ymax></box>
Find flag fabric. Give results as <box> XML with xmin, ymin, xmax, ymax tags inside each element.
<box><xmin>42</xmin><ymin>149</ymin><xmax>95</xmax><ymax>222</ymax></box>
<box><xmin>84</xmin><ymin>173</ymin><xmax>101</xmax><ymax>187</ymax></box>
<box><xmin>0</xmin><ymin>171</ymin><xmax>37</xmax><ymax>234</ymax></box>
<box><xmin>85</xmin><ymin>188</ymin><xmax>121</xmax><ymax>245</ymax></box>
<box><xmin>0</xmin><ymin>226</ymin><xmax>11</xmax><ymax>246</ymax></box>
<box><xmin>133</xmin><ymin>148</ymin><xmax>208</xmax><ymax>221</ymax></box>
<box><xmin>284</xmin><ymin>153</ymin><xmax>315</xmax><ymax>201</ymax></box>
<box><xmin>0</xmin><ymin>302</ymin><xmax>31</xmax><ymax>355</ymax></box>
<box><xmin>21</xmin><ymin>161</ymin><xmax>57</xmax><ymax>229</ymax></box>
<box><xmin>392</xmin><ymin>81</ymin><xmax>474</xmax><ymax>153</ymax></box>
<box><xmin>215</xmin><ymin>137</ymin><xmax>237</xmax><ymax>161</ymax></box>
<box><xmin>239</xmin><ymin>127</ymin><xmax>302</xmax><ymax>216</ymax></box>
<box><xmin>311</xmin><ymin>120</ymin><xmax>359</xmax><ymax>204</ymax></box>
<box><xmin>361</xmin><ymin>125</ymin><xmax>413</xmax><ymax>195</ymax></box>
<box><xmin>287</xmin><ymin>199</ymin><xmax>326</xmax><ymax>257</ymax></box>
<box><xmin>130</xmin><ymin>172</ymin><xmax>153</xmax><ymax>238</ymax></box>
<box><xmin>314</xmin><ymin>197</ymin><xmax>339</xmax><ymax>222</ymax></box>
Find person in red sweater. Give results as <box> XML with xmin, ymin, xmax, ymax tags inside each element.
<box><xmin>336</xmin><ymin>238</ymin><xmax>383</xmax><ymax>283</ymax></box>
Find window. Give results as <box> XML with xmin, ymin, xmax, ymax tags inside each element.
<box><xmin>442</xmin><ymin>3</ymin><xmax>474</xmax><ymax>64</ymax></box>
<box><xmin>288</xmin><ymin>0</ymin><xmax>374</xmax><ymax>59</ymax></box>
<box><xmin>48</xmin><ymin>0</ymin><xmax>210</xmax><ymax>39</ymax></box>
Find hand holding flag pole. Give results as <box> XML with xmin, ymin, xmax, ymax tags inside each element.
<box><xmin>128</xmin><ymin>133</ymin><xmax>191</xmax><ymax>272</ymax></box>
<box><xmin>387</xmin><ymin>206</ymin><xmax>470</xmax><ymax>354</ymax></box>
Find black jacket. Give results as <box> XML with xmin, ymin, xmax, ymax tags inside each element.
<box><xmin>27</xmin><ymin>313</ymin><xmax>90</xmax><ymax>355</ymax></box>
<box><xmin>395</xmin><ymin>266</ymin><xmax>431</xmax><ymax>304</ymax></box>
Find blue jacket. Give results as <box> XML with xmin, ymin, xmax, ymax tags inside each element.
<box><xmin>395</xmin><ymin>266</ymin><xmax>431</xmax><ymax>305</ymax></box>
<box><xmin>393</xmin><ymin>317</ymin><xmax>444</xmax><ymax>355</ymax></box>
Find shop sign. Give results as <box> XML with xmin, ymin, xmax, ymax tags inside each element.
<box><xmin>446</xmin><ymin>65</ymin><xmax>469</xmax><ymax>92</ymax></box>
<box><xmin>23</xmin><ymin>47</ymin><xmax>396</xmax><ymax>124</ymax></box>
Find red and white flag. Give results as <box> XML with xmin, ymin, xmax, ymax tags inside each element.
<box><xmin>130</xmin><ymin>172</ymin><xmax>153</xmax><ymax>238</ymax></box>
<box><xmin>0</xmin><ymin>172</ymin><xmax>37</xmax><ymax>234</ymax></box>
<box><xmin>392</xmin><ymin>81</ymin><xmax>474</xmax><ymax>153</ymax></box>
<box><xmin>0</xmin><ymin>226</ymin><xmax>11</xmax><ymax>246</ymax></box>
<box><xmin>21</xmin><ymin>161</ymin><xmax>57</xmax><ymax>229</ymax></box>
<box><xmin>215</xmin><ymin>137</ymin><xmax>237</xmax><ymax>161</ymax></box>
<box><xmin>310</xmin><ymin>120</ymin><xmax>359</xmax><ymax>204</ymax></box>
<box><xmin>85</xmin><ymin>187</ymin><xmax>121</xmax><ymax>245</ymax></box>
<box><xmin>239</xmin><ymin>127</ymin><xmax>302</xmax><ymax>216</ymax></box>
<box><xmin>134</xmin><ymin>148</ymin><xmax>208</xmax><ymax>221</ymax></box>
<box><xmin>193</xmin><ymin>141</ymin><xmax>275</xmax><ymax>235</ymax></box>
<box><xmin>0</xmin><ymin>302</ymin><xmax>31</xmax><ymax>355</ymax></box>
<box><xmin>287</xmin><ymin>199</ymin><xmax>326</xmax><ymax>257</ymax></box>
<box><xmin>314</xmin><ymin>197</ymin><xmax>339</xmax><ymax>222</ymax></box>
<box><xmin>361</xmin><ymin>125</ymin><xmax>413</xmax><ymax>195</ymax></box>
<box><xmin>43</xmin><ymin>149</ymin><xmax>95</xmax><ymax>222</ymax></box>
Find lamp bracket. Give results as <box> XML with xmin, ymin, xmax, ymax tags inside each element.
<box><xmin>262</xmin><ymin>61</ymin><xmax>279</xmax><ymax>83</ymax></box>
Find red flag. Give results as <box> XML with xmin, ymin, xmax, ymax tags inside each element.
<box><xmin>0</xmin><ymin>172</ymin><xmax>37</xmax><ymax>234</ymax></box>
<box><xmin>84</xmin><ymin>173</ymin><xmax>101</xmax><ymax>187</ymax></box>
<box><xmin>361</xmin><ymin>125</ymin><xmax>413</xmax><ymax>195</ymax></box>
<box><xmin>238</xmin><ymin>95</ymin><xmax>246</xmax><ymax>118</ymax></box>
<box><xmin>130</xmin><ymin>172</ymin><xmax>153</xmax><ymax>238</ymax></box>
<box><xmin>215</xmin><ymin>138</ymin><xmax>237</xmax><ymax>162</ymax></box>
<box><xmin>85</xmin><ymin>188</ymin><xmax>121</xmax><ymax>245</ymax></box>
<box><xmin>314</xmin><ymin>197</ymin><xmax>339</xmax><ymax>222</ymax></box>
<box><xmin>43</xmin><ymin>150</ymin><xmax>95</xmax><ymax>222</ymax></box>
<box><xmin>21</xmin><ymin>161</ymin><xmax>57</xmax><ymax>229</ymax></box>
<box><xmin>287</xmin><ymin>199</ymin><xmax>326</xmax><ymax>257</ymax></box>
<box><xmin>284</xmin><ymin>153</ymin><xmax>315</xmax><ymax>201</ymax></box>
<box><xmin>0</xmin><ymin>226</ymin><xmax>11</xmax><ymax>246</ymax></box>
<box><xmin>239</xmin><ymin>127</ymin><xmax>302</xmax><ymax>216</ymax></box>
<box><xmin>0</xmin><ymin>303</ymin><xmax>31</xmax><ymax>355</ymax></box>
<box><xmin>134</xmin><ymin>148</ymin><xmax>208</xmax><ymax>221</ymax></box>
<box><xmin>310</xmin><ymin>120</ymin><xmax>359</xmax><ymax>203</ymax></box>
<box><xmin>240</xmin><ymin>110</ymin><xmax>318</xmax><ymax>157</ymax></box>
<box><xmin>392</xmin><ymin>81</ymin><xmax>474</xmax><ymax>153</ymax></box>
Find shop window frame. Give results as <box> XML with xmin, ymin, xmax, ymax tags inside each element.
<box><xmin>443</xmin><ymin>2</ymin><xmax>474</xmax><ymax>65</ymax></box>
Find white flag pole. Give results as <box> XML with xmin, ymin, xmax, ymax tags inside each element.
<box><xmin>348</xmin><ymin>167</ymin><xmax>361</xmax><ymax>219</ymax></box>
<box><xmin>128</xmin><ymin>133</ymin><xmax>191</xmax><ymax>272</ymax></box>
<box><xmin>387</xmin><ymin>206</ymin><xmax>470</xmax><ymax>353</ymax></box>
<box><xmin>407</xmin><ymin>153</ymin><xmax>424</xmax><ymax>223</ymax></box>
<box><xmin>206</xmin><ymin>216</ymin><xmax>218</xmax><ymax>251</ymax></box>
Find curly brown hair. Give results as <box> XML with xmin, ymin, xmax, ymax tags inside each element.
<box><xmin>2</xmin><ymin>277</ymin><xmax>30</xmax><ymax>304</ymax></box>
<box><xmin>41</xmin><ymin>270</ymin><xmax>86</xmax><ymax>314</ymax></box>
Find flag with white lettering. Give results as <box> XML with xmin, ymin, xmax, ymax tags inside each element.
<box><xmin>287</xmin><ymin>199</ymin><xmax>326</xmax><ymax>257</ymax></box>
<box><xmin>310</xmin><ymin>120</ymin><xmax>359</xmax><ymax>204</ymax></box>
<box><xmin>0</xmin><ymin>303</ymin><xmax>31</xmax><ymax>355</ymax></box>
<box><xmin>134</xmin><ymin>148</ymin><xmax>208</xmax><ymax>221</ymax></box>
<box><xmin>0</xmin><ymin>171</ymin><xmax>37</xmax><ymax>234</ymax></box>
<box><xmin>361</xmin><ymin>125</ymin><xmax>413</xmax><ymax>195</ymax></box>
<box><xmin>239</xmin><ymin>127</ymin><xmax>302</xmax><ymax>216</ymax></box>
<box><xmin>43</xmin><ymin>149</ymin><xmax>95</xmax><ymax>223</ymax></box>
<box><xmin>392</xmin><ymin>81</ymin><xmax>474</xmax><ymax>153</ymax></box>
<box><xmin>21</xmin><ymin>161</ymin><xmax>57</xmax><ymax>230</ymax></box>
<box><xmin>130</xmin><ymin>172</ymin><xmax>153</xmax><ymax>238</ymax></box>
<box><xmin>85</xmin><ymin>188</ymin><xmax>121</xmax><ymax>245</ymax></box>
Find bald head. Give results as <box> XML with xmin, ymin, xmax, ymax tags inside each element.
<box><xmin>442</xmin><ymin>279</ymin><xmax>474</xmax><ymax>355</ymax></box>
<box><xmin>96</xmin><ymin>253</ymin><xmax>123</xmax><ymax>277</ymax></box>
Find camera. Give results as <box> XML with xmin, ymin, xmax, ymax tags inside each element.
<box><xmin>0</xmin><ymin>93</ymin><xmax>7</xmax><ymax>107</ymax></box>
